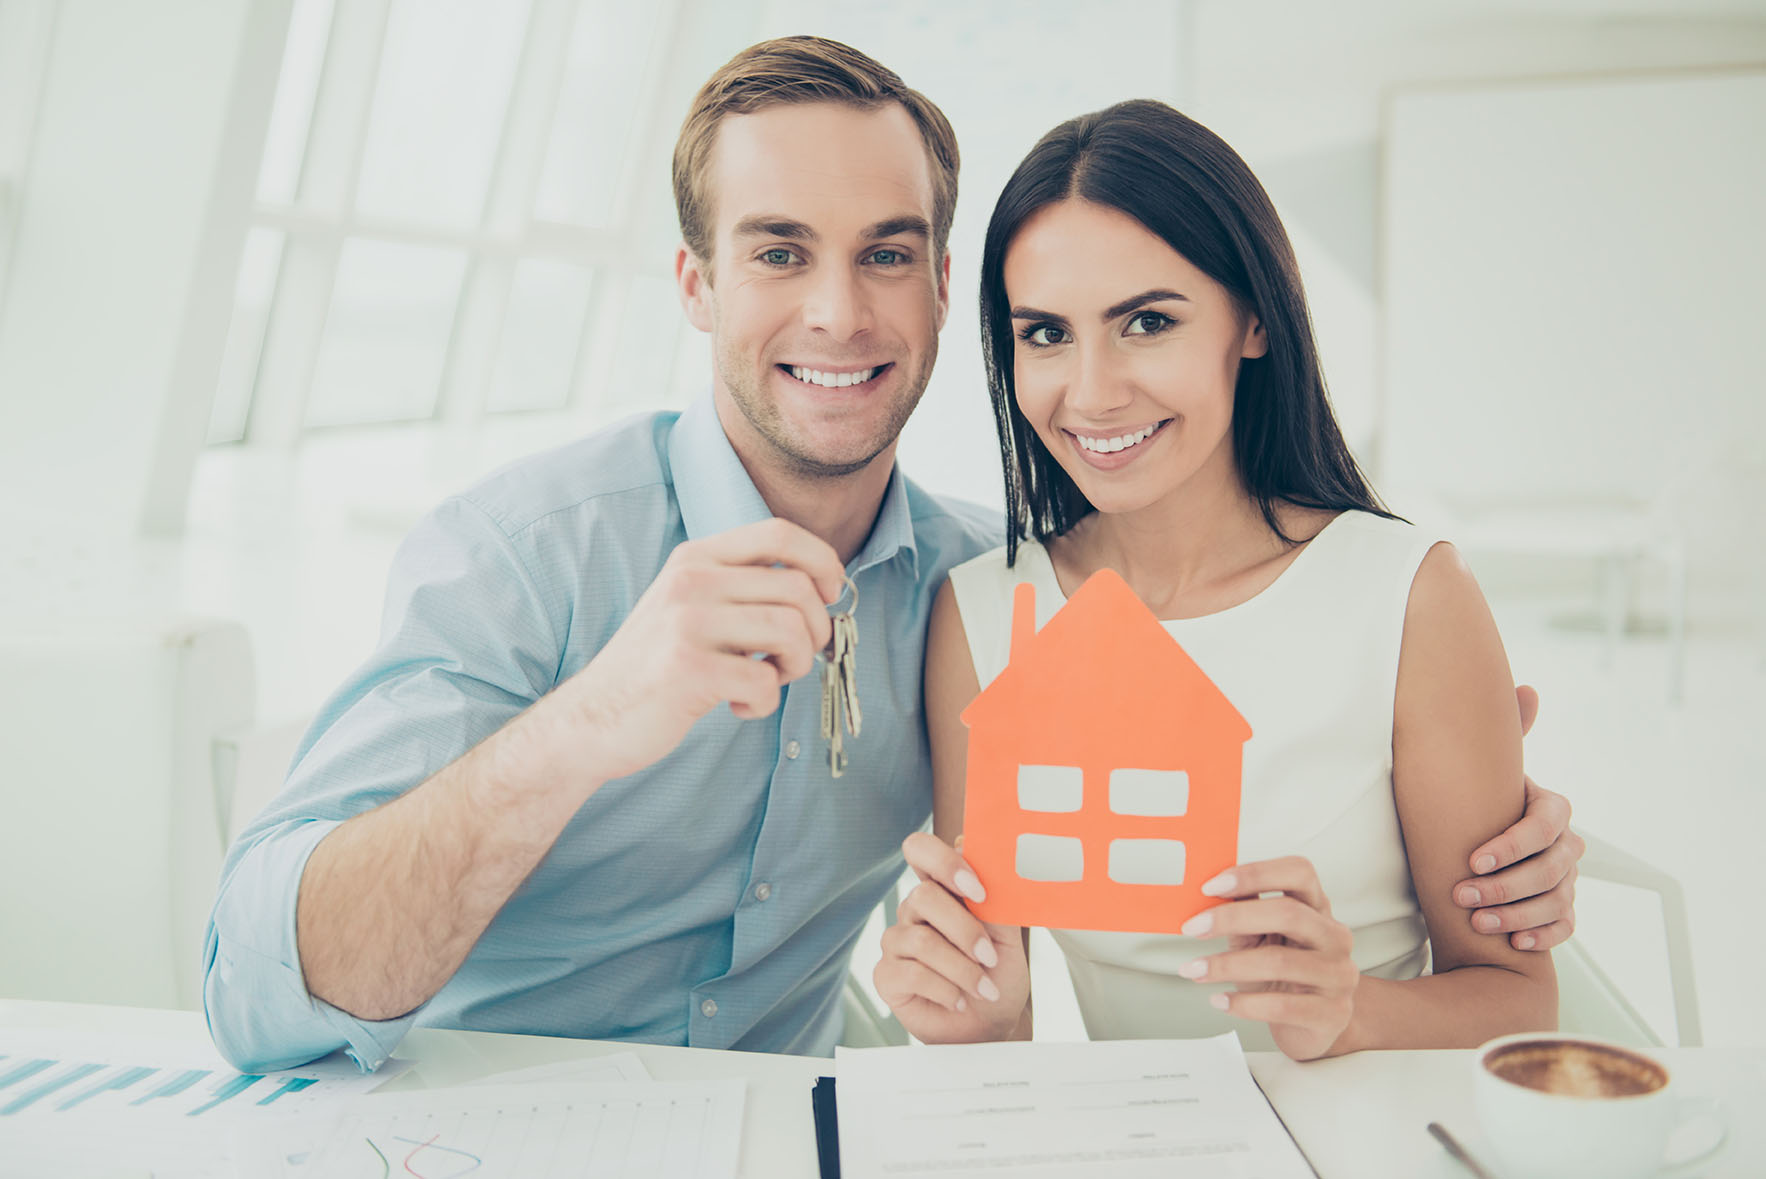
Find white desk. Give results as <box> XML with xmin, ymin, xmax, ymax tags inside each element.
<box><xmin>4</xmin><ymin>1000</ymin><xmax>1761</xmax><ymax>1177</ymax></box>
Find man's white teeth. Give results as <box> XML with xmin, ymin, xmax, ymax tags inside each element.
<box><xmin>1075</xmin><ymin>423</ymin><xmax>1159</xmax><ymax>453</ymax></box>
<box><xmin>788</xmin><ymin>365</ymin><xmax>880</xmax><ymax>388</ymax></box>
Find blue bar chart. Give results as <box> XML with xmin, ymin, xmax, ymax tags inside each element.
<box><xmin>0</xmin><ymin>1052</ymin><xmax>328</xmax><ymax>1118</ymax></box>
<box><xmin>0</xmin><ymin>1033</ymin><xmax>405</xmax><ymax>1179</ymax></box>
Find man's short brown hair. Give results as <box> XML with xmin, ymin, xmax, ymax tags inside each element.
<box><xmin>672</xmin><ymin>36</ymin><xmax>960</xmax><ymax>274</ymax></box>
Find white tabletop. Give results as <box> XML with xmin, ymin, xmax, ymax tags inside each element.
<box><xmin>4</xmin><ymin>999</ymin><xmax>1761</xmax><ymax>1177</ymax></box>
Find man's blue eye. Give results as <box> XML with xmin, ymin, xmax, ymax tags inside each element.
<box><xmin>763</xmin><ymin>249</ymin><xmax>794</xmax><ymax>266</ymax></box>
<box><xmin>871</xmin><ymin>249</ymin><xmax>905</xmax><ymax>265</ymax></box>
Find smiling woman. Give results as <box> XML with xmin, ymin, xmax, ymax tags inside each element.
<box><xmin>980</xmin><ymin>100</ymin><xmax>1386</xmax><ymax>562</ymax></box>
<box><xmin>874</xmin><ymin>99</ymin><xmax>1571</xmax><ymax>1062</ymax></box>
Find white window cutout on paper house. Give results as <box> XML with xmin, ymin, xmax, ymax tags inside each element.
<box><xmin>1015</xmin><ymin>833</ymin><xmax>1084</xmax><ymax>882</ymax></box>
<box><xmin>1109</xmin><ymin>768</ymin><xmax>1189</xmax><ymax>816</ymax></box>
<box><xmin>1107</xmin><ymin>838</ymin><xmax>1187</xmax><ymax>886</ymax></box>
<box><xmin>1017</xmin><ymin>764</ymin><xmax>1083</xmax><ymax>813</ymax></box>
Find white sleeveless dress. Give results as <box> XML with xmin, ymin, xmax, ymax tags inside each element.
<box><xmin>947</xmin><ymin>511</ymin><xmax>1440</xmax><ymax>1050</ymax></box>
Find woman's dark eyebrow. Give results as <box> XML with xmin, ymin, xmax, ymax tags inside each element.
<box><xmin>1102</xmin><ymin>288</ymin><xmax>1189</xmax><ymax>321</ymax></box>
<box><xmin>1010</xmin><ymin>306</ymin><xmax>1070</xmax><ymax>326</ymax></box>
<box><xmin>1011</xmin><ymin>289</ymin><xmax>1189</xmax><ymax>327</ymax></box>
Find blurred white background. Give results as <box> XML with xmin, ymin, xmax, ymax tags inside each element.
<box><xmin>1</xmin><ymin>0</ymin><xmax>1763</xmax><ymax>1050</ymax></box>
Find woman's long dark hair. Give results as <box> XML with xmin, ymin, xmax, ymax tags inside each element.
<box><xmin>979</xmin><ymin>99</ymin><xmax>1394</xmax><ymax>564</ymax></box>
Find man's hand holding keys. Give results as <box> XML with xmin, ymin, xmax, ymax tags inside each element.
<box><xmin>547</xmin><ymin>518</ymin><xmax>848</xmax><ymax>783</ymax></box>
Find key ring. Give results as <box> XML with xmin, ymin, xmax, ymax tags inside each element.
<box><xmin>822</xmin><ymin>574</ymin><xmax>858</xmax><ymax>659</ymax></box>
<box><xmin>828</xmin><ymin>573</ymin><xmax>858</xmax><ymax>616</ymax></box>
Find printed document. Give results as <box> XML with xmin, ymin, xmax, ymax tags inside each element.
<box><xmin>836</xmin><ymin>1033</ymin><xmax>1314</xmax><ymax>1178</ymax></box>
<box><xmin>286</xmin><ymin>1078</ymin><xmax>746</xmax><ymax>1179</ymax></box>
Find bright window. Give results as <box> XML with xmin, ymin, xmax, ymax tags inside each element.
<box><xmin>208</xmin><ymin>0</ymin><xmax>687</xmax><ymax>446</ymax></box>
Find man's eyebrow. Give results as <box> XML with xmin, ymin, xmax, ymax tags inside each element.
<box><xmin>1102</xmin><ymin>288</ymin><xmax>1189</xmax><ymax>321</ymax></box>
<box><xmin>732</xmin><ymin>216</ymin><xmax>817</xmax><ymax>241</ymax></box>
<box><xmin>863</xmin><ymin>215</ymin><xmax>931</xmax><ymax>241</ymax></box>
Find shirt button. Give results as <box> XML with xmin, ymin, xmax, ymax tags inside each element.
<box><xmin>784</xmin><ymin>740</ymin><xmax>801</xmax><ymax>760</ymax></box>
<box><xmin>700</xmin><ymin>998</ymin><xmax>718</xmax><ymax>1019</ymax></box>
<box><xmin>753</xmin><ymin>882</ymin><xmax>773</xmax><ymax>902</ymax></box>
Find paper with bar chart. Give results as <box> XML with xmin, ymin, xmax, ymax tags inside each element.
<box><xmin>0</xmin><ymin>1030</ymin><xmax>401</xmax><ymax>1120</ymax></box>
<box><xmin>0</xmin><ymin>1030</ymin><xmax>404</xmax><ymax>1179</ymax></box>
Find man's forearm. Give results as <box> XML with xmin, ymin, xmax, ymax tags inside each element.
<box><xmin>295</xmin><ymin>695</ymin><xmax>602</xmax><ymax>1021</ymax></box>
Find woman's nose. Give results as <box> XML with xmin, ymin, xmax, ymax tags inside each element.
<box><xmin>1064</xmin><ymin>341</ymin><xmax>1133</xmax><ymax>418</ymax></box>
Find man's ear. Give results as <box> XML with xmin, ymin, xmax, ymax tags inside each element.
<box><xmin>934</xmin><ymin>249</ymin><xmax>951</xmax><ymax>333</ymax></box>
<box><xmin>676</xmin><ymin>244</ymin><xmax>714</xmax><ymax>333</ymax></box>
<box><xmin>1241</xmin><ymin>310</ymin><xmax>1269</xmax><ymax>359</ymax></box>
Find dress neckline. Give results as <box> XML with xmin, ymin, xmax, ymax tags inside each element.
<box><xmin>1020</xmin><ymin>510</ymin><xmax>1356</xmax><ymax>625</ymax></box>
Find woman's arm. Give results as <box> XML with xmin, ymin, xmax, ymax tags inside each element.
<box><xmin>872</xmin><ymin>578</ymin><xmax>1032</xmax><ymax>1042</ymax></box>
<box><xmin>1333</xmin><ymin>541</ymin><xmax>1558</xmax><ymax>1052</ymax></box>
<box><xmin>925</xmin><ymin>578</ymin><xmax>980</xmax><ymax>844</ymax></box>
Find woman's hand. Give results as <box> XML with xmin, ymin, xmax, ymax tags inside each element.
<box><xmin>873</xmin><ymin>832</ymin><xmax>1030</xmax><ymax>1043</ymax></box>
<box><xmin>1176</xmin><ymin>856</ymin><xmax>1359</xmax><ymax>1061</ymax></box>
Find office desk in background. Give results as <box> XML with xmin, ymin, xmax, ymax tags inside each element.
<box><xmin>3</xmin><ymin>1000</ymin><xmax>1761</xmax><ymax>1177</ymax></box>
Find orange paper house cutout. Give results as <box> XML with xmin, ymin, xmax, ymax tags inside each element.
<box><xmin>960</xmin><ymin>569</ymin><xmax>1252</xmax><ymax>933</ymax></box>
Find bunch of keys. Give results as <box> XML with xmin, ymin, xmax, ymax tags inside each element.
<box><xmin>819</xmin><ymin>574</ymin><xmax>862</xmax><ymax>778</ymax></box>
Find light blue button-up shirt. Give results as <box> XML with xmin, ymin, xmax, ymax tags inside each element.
<box><xmin>201</xmin><ymin>395</ymin><xmax>999</xmax><ymax>1072</ymax></box>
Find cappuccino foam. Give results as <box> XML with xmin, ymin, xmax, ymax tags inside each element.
<box><xmin>1484</xmin><ymin>1040</ymin><xmax>1666</xmax><ymax>1099</ymax></box>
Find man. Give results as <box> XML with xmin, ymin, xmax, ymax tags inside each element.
<box><xmin>203</xmin><ymin>36</ymin><xmax>1581</xmax><ymax>1072</ymax></box>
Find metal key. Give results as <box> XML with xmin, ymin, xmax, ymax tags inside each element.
<box><xmin>820</xmin><ymin>576</ymin><xmax>861</xmax><ymax>778</ymax></box>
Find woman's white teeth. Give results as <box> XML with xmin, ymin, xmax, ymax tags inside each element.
<box><xmin>789</xmin><ymin>365</ymin><xmax>880</xmax><ymax>388</ymax></box>
<box><xmin>1075</xmin><ymin>423</ymin><xmax>1159</xmax><ymax>453</ymax></box>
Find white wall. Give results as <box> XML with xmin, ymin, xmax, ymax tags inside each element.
<box><xmin>0</xmin><ymin>0</ymin><xmax>57</xmax><ymax>311</ymax></box>
<box><xmin>0</xmin><ymin>0</ymin><xmax>288</xmax><ymax>546</ymax></box>
<box><xmin>1174</xmin><ymin>3</ymin><xmax>1766</xmax><ymax>622</ymax></box>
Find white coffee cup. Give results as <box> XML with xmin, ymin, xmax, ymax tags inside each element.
<box><xmin>1472</xmin><ymin>1033</ymin><xmax>1725</xmax><ymax>1179</ymax></box>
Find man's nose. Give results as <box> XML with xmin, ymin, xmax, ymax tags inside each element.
<box><xmin>801</xmin><ymin>266</ymin><xmax>873</xmax><ymax>341</ymax></box>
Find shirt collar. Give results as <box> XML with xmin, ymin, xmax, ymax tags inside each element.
<box><xmin>669</xmin><ymin>392</ymin><xmax>773</xmax><ymax>540</ymax></box>
<box><xmin>668</xmin><ymin>390</ymin><xmax>920</xmax><ymax>577</ymax></box>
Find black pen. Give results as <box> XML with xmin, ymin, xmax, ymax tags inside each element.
<box><xmin>1427</xmin><ymin>1121</ymin><xmax>1497</xmax><ymax>1179</ymax></box>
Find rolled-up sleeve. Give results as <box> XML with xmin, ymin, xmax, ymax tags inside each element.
<box><xmin>202</xmin><ymin>495</ymin><xmax>563</xmax><ymax>1072</ymax></box>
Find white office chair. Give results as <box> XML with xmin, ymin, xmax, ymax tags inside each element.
<box><xmin>1554</xmin><ymin>829</ymin><xmax>1701</xmax><ymax>1048</ymax></box>
<box><xmin>211</xmin><ymin>710</ymin><xmax>311</xmax><ymax>845</ymax></box>
<box><xmin>0</xmin><ymin>616</ymin><xmax>254</xmax><ymax>1009</ymax></box>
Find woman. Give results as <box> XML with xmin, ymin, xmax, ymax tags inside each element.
<box><xmin>873</xmin><ymin>100</ymin><xmax>1555</xmax><ymax>1060</ymax></box>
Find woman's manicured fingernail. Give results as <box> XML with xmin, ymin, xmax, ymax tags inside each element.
<box><xmin>954</xmin><ymin>868</ymin><xmax>986</xmax><ymax>902</ymax></box>
<box><xmin>1517</xmin><ymin>933</ymin><xmax>1537</xmax><ymax>950</ymax></box>
<box><xmin>1475</xmin><ymin>855</ymin><xmax>1497</xmax><ymax>874</ymax></box>
<box><xmin>956</xmin><ymin>996</ymin><xmax>967</xmax><ymax>1012</ymax></box>
<box><xmin>978</xmin><ymin>976</ymin><xmax>1001</xmax><ymax>1002</ymax></box>
<box><xmin>1181</xmin><ymin>911</ymin><xmax>1213</xmax><ymax>937</ymax></box>
<box><xmin>974</xmin><ymin>937</ymin><xmax>999</xmax><ymax>968</ymax></box>
<box><xmin>1178</xmin><ymin>959</ymin><xmax>1207</xmax><ymax>980</ymax></box>
<box><xmin>1209</xmin><ymin>993</ymin><xmax>1230</xmax><ymax>1011</ymax></box>
<box><xmin>1474</xmin><ymin>911</ymin><xmax>1500</xmax><ymax>933</ymax></box>
<box><xmin>1457</xmin><ymin>885</ymin><xmax>1482</xmax><ymax>907</ymax></box>
<box><xmin>1201</xmin><ymin>873</ymin><xmax>1235</xmax><ymax>897</ymax></box>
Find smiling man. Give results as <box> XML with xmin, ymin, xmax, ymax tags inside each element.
<box><xmin>202</xmin><ymin>37</ymin><xmax>1583</xmax><ymax>1073</ymax></box>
